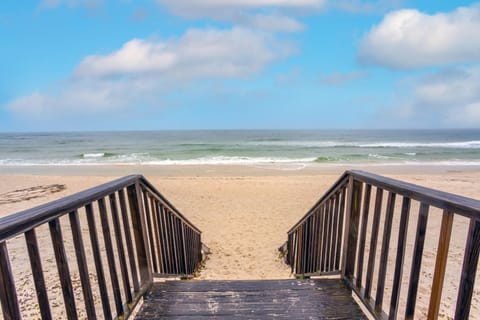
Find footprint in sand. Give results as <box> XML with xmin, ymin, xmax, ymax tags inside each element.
<box><xmin>0</xmin><ymin>184</ymin><xmax>66</xmax><ymax>204</ymax></box>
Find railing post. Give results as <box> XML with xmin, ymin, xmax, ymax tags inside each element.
<box><xmin>127</xmin><ymin>182</ymin><xmax>153</xmax><ymax>285</ymax></box>
<box><xmin>342</xmin><ymin>176</ymin><xmax>363</xmax><ymax>280</ymax></box>
<box><xmin>0</xmin><ymin>242</ymin><xmax>21</xmax><ymax>320</ymax></box>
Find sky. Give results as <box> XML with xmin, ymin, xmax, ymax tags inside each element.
<box><xmin>1</xmin><ymin>0</ymin><xmax>480</xmax><ymax>131</ymax></box>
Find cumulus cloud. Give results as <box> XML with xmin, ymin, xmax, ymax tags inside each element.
<box><xmin>382</xmin><ymin>67</ymin><xmax>480</xmax><ymax>127</ymax></box>
<box><xmin>8</xmin><ymin>27</ymin><xmax>294</xmax><ymax>116</ymax></box>
<box><xmin>75</xmin><ymin>27</ymin><xmax>292</xmax><ymax>79</ymax></box>
<box><xmin>319</xmin><ymin>71</ymin><xmax>367</xmax><ymax>85</ymax></box>
<box><xmin>358</xmin><ymin>5</ymin><xmax>480</xmax><ymax>68</ymax></box>
<box><xmin>156</xmin><ymin>0</ymin><xmax>325</xmax><ymax>32</ymax></box>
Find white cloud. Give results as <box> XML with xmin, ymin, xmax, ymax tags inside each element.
<box><xmin>75</xmin><ymin>27</ymin><xmax>292</xmax><ymax>79</ymax></box>
<box><xmin>358</xmin><ymin>5</ymin><xmax>480</xmax><ymax>68</ymax></box>
<box><xmin>319</xmin><ymin>71</ymin><xmax>367</xmax><ymax>85</ymax></box>
<box><xmin>382</xmin><ymin>67</ymin><xmax>480</xmax><ymax>127</ymax></box>
<box><xmin>156</xmin><ymin>0</ymin><xmax>324</xmax><ymax>32</ymax></box>
<box><xmin>8</xmin><ymin>27</ymin><xmax>294</xmax><ymax>116</ymax></box>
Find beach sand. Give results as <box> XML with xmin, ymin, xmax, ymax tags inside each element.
<box><xmin>1</xmin><ymin>164</ymin><xmax>479</xmax><ymax>318</ymax></box>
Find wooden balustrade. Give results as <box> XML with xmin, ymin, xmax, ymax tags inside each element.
<box><xmin>0</xmin><ymin>175</ymin><xmax>202</xmax><ymax>320</ymax></box>
<box><xmin>286</xmin><ymin>170</ymin><xmax>480</xmax><ymax>320</ymax></box>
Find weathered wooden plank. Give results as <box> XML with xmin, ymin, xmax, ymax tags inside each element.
<box><xmin>98</xmin><ymin>198</ymin><xmax>124</xmax><ymax>316</ymax></box>
<box><xmin>69</xmin><ymin>210</ymin><xmax>96</xmax><ymax>320</ymax></box>
<box><xmin>335</xmin><ymin>187</ymin><xmax>346</xmax><ymax>270</ymax></box>
<box><xmin>49</xmin><ymin>218</ymin><xmax>78</xmax><ymax>320</ymax></box>
<box><xmin>324</xmin><ymin>199</ymin><xmax>333</xmax><ymax>271</ymax></box>
<box><xmin>317</xmin><ymin>205</ymin><xmax>325</xmax><ymax>272</ymax></box>
<box><xmin>389</xmin><ymin>197</ymin><xmax>411</xmax><ymax>320</ymax></box>
<box><xmin>109</xmin><ymin>193</ymin><xmax>133</xmax><ymax>304</ymax></box>
<box><xmin>25</xmin><ymin>229</ymin><xmax>52</xmax><ymax>320</ymax></box>
<box><xmin>118</xmin><ymin>188</ymin><xmax>140</xmax><ymax>292</ymax></box>
<box><xmin>134</xmin><ymin>279</ymin><xmax>367</xmax><ymax>319</ymax></box>
<box><xmin>356</xmin><ymin>184</ymin><xmax>372</xmax><ymax>288</ymax></box>
<box><xmin>375</xmin><ymin>191</ymin><xmax>396</xmax><ymax>312</ymax></box>
<box><xmin>454</xmin><ymin>217</ymin><xmax>480</xmax><ymax>320</ymax></box>
<box><xmin>0</xmin><ymin>241</ymin><xmax>21</xmax><ymax>320</ymax></box>
<box><xmin>150</xmin><ymin>197</ymin><xmax>163</xmax><ymax>274</ymax></box>
<box><xmin>405</xmin><ymin>203</ymin><xmax>429</xmax><ymax>319</ymax></box>
<box><xmin>428</xmin><ymin>210</ymin><xmax>453</xmax><ymax>320</ymax></box>
<box><xmin>364</xmin><ymin>187</ymin><xmax>383</xmax><ymax>299</ymax></box>
<box><xmin>127</xmin><ymin>184</ymin><xmax>152</xmax><ymax>284</ymax></box>
<box><xmin>330</xmin><ymin>192</ymin><xmax>340</xmax><ymax>271</ymax></box>
<box><xmin>85</xmin><ymin>203</ymin><xmax>112</xmax><ymax>319</ymax></box>
<box><xmin>343</xmin><ymin>177</ymin><xmax>363</xmax><ymax>279</ymax></box>
<box><xmin>142</xmin><ymin>192</ymin><xmax>158</xmax><ymax>272</ymax></box>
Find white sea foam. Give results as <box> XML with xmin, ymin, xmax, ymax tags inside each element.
<box><xmin>82</xmin><ymin>153</ymin><xmax>105</xmax><ymax>158</ymax></box>
<box><xmin>359</xmin><ymin>141</ymin><xmax>480</xmax><ymax>148</ymax></box>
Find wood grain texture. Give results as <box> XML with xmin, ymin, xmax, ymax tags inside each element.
<box><xmin>135</xmin><ymin>279</ymin><xmax>367</xmax><ymax>320</ymax></box>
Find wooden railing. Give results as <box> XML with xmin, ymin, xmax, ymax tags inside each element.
<box><xmin>286</xmin><ymin>170</ymin><xmax>480</xmax><ymax>320</ymax></box>
<box><xmin>0</xmin><ymin>175</ymin><xmax>202</xmax><ymax>320</ymax></box>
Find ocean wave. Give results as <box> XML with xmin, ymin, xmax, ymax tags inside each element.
<box><xmin>358</xmin><ymin>141</ymin><xmax>480</xmax><ymax>148</ymax></box>
<box><xmin>245</xmin><ymin>140</ymin><xmax>480</xmax><ymax>149</ymax></box>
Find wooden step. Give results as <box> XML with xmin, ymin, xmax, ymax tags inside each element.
<box><xmin>135</xmin><ymin>278</ymin><xmax>367</xmax><ymax>319</ymax></box>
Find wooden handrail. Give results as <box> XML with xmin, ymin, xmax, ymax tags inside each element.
<box><xmin>285</xmin><ymin>170</ymin><xmax>480</xmax><ymax>320</ymax></box>
<box><xmin>0</xmin><ymin>175</ymin><xmax>203</xmax><ymax>320</ymax></box>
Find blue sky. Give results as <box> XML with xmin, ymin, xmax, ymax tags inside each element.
<box><xmin>1</xmin><ymin>0</ymin><xmax>479</xmax><ymax>131</ymax></box>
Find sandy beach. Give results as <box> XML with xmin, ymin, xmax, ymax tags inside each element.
<box><xmin>1</xmin><ymin>164</ymin><xmax>480</xmax><ymax>318</ymax></box>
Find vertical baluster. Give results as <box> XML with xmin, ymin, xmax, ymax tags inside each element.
<box><xmin>323</xmin><ymin>200</ymin><xmax>332</xmax><ymax>272</ymax></box>
<box><xmin>389</xmin><ymin>197</ymin><xmax>411</xmax><ymax>319</ymax></box>
<box><xmin>118</xmin><ymin>189</ymin><xmax>140</xmax><ymax>292</ymax></box>
<box><xmin>86</xmin><ymin>203</ymin><xmax>112</xmax><ymax>319</ymax></box>
<box><xmin>0</xmin><ymin>242</ymin><xmax>21</xmax><ymax>320</ymax></box>
<box><xmin>324</xmin><ymin>199</ymin><xmax>333</xmax><ymax>271</ymax></box>
<box><xmin>142</xmin><ymin>193</ymin><xmax>158</xmax><ymax>273</ymax></box>
<box><xmin>69</xmin><ymin>210</ymin><xmax>96</xmax><ymax>319</ymax></box>
<box><xmin>342</xmin><ymin>178</ymin><xmax>363</xmax><ymax>279</ymax></box>
<box><xmin>127</xmin><ymin>184</ymin><xmax>152</xmax><ymax>285</ymax></box>
<box><xmin>375</xmin><ymin>191</ymin><xmax>396</xmax><ymax>312</ymax></box>
<box><xmin>25</xmin><ymin>229</ymin><xmax>52</xmax><ymax>320</ymax></box>
<box><xmin>291</xmin><ymin>231</ymin><xmax>297</xmax><ymax>273</ymax></box>
<box><xmin>427</xmin><ymin>210</ymin><xmax>453</xmax><ymax>320</ymax></box>
<box><xmin>49</xmin><ymin>218</ymin><xmax>77</xmax><ymax>320</ymax></box>
<box><xmin>335</xmin><ymin>187</ymin><xmax>346</xmax><ymax>270</ymax></box>
<box><xmin>150</xmin><ymin>197</ymin><xmax>163</xmax><ymax>274</ymax></box>
<box><xmin>356</xmin><ymin>184</ymin><xmax>372</xmax><ymax>288</ymax></box>
<box><xmin>305</xmin><ymin>217</ymin><xmax>311</xmax><ymax>274</ymax></box>
<box><xmin>296</xmin><ymin>226</ymin><xmax>303</xmax><ymax>274</ymax></box>
<box><xmin>365</xmin><ymin>187</ymin><xmax>383</xmax><ymax>299</ymax></box>
<box><xmin>167</xmin><ymin>211</ymin><xmax>178</xmax><ymax>273</ymax></box>
<box><xmin>155</xmin><ymin>203</ymin><xmax>168</xmax><ymax>274</ymax></box>
<box><xmin>454</xmin><ymin>217</ymin><xmax>480</xmax><ymax>320</ymax></box>
<box><xmin>181</xmin><ymin>223</ymin><xmax>188</xmax><ymax>274</ymax></box>
<box><xmin>405</xmin><ymin>203</ymin><xmax>429</xmax><ymax>319</ymax></box>
<box><xmin>157</xmin><ymin>205</ymin><xmax>169</xmax><ymax>273</ymax></box>
<box><xmin>98</xmin><ymin>198</ymin><xmax>123</xmax><ymax>316</ymax></box>
<box><xmin>176</xmin><ymin>218</ymin><xmax>185</xmax><ymax>274</ymax></box>
<box><xmin>109</xmin><ymin>193</ymin><xmax>133</xmax><ymax>304</ymax></box>
<box><xmin>330</xmin><ymin>193</ymin><xmax>340</xmax><ymax>271</ymax></box>
<box><xmin>311</xmin><ymin>209</ymin><xmax>319</xmax><ymax>273</ymax></box>
<box><xmin>318</xmin><ymin>204</ymin><xmax>325</xmax><ymax>272</ymax></box>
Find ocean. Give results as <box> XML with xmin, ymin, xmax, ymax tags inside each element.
<box><xmin>0</xmin><ymin>129</ymin><xmax>479</xmax><ymax>167</ymax></box>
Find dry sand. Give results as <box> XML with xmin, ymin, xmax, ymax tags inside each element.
<box><xmin>0</xmin><ymin>164</ymin><xmax>479</xmax><ymax>318</ymax></box>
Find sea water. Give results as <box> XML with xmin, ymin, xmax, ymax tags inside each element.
<box><xmin>0</xmin><ymin>129</ymin><xmax>479</xmax><ymax>167</ymax></box>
